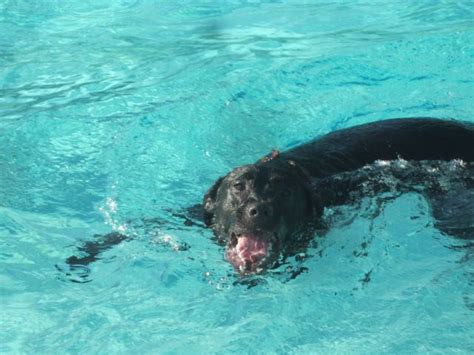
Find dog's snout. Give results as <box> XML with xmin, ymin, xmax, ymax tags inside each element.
<box><xmin>246</xmin><ymin>202</ymin><xmax>273</xmax><ymax>220</ymax></box>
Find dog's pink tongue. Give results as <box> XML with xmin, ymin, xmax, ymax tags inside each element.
<box><xmin>226</xmin><ymin>234</ymin><xmax>269</xmax><ymax>273</ymax></box>
<box><xmin>236</xmin><ymin>235</ymin><xmax>268</xmax><ymax>261</ymax></box>
<box><xmin>227</xmin><ymin>234</ymin><xmax>268</xmax><ymax>273</ymax></box>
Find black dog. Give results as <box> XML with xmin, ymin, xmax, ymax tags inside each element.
<box><xmin>63</xmin><ymin>118</ymin><xmax>473</xmax><ymax>280</ymax></box>
<box><xmin>203</xmin><ymin>118</ymin><xmax>474</xmax><ymax>274</ymax></box>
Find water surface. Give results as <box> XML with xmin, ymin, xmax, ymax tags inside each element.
<box><xmin>1</xmin><ymin>1</ymin><xmax>473</xmax><ymax>353</ymax></box>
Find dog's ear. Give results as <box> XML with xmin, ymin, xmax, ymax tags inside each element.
<box><xmin>203</xmin><ymin>176</ymin><xmax>224</xmax><ymax>226</ymax></box>
<box><xmin>308</xmin><ymin>189</ymin><xmax>324</xmax><ymax>219</ymax></box>
<box><xmin>287</xmin><ymin>159</ymin><xmax>323</xmax><ymax>219</ymax></box>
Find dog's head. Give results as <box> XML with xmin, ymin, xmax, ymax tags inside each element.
<box><xmin>203</xmin><ymin>152</ymin><xmax>322</xmax><ymax>274</ymax></box>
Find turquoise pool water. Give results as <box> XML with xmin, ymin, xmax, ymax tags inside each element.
<box><xmin>1</xmin><ymin>1</ymin><xmax>473</xmax><ymax>353</ymax></box>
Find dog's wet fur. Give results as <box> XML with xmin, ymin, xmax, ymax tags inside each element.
<box><xmin>203</xmin><ymin>118</ymin><xmax>474</xmax><ymax>274</ymax></box>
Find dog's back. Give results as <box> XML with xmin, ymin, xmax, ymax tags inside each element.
<box><xmin>283</xmin><ymin>118</ymin><xmax>474</xmax><ymax>178</ymax></box>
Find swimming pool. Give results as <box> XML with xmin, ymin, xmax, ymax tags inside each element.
<box><xmin>1</xmin><ymin>1</ymin><xmax>473</xmax><ymax>353</ymax></box>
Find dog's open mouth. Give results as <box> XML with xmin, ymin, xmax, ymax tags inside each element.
<box><xmin>225</xmin><ymin>232</ymin><xmax>274</xmax><ymax>274</ymax></box>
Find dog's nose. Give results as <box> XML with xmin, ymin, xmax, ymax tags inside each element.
<box><xmin>246</xmin><ymin>202</ymin><xmax>273</xmax><ymax>220</ymax></box>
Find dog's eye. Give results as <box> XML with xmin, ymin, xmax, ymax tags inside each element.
<box><xmin>233</xmin><ymin>182</ymin><xmax>246</xmax><ymax>192</ymax></box>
